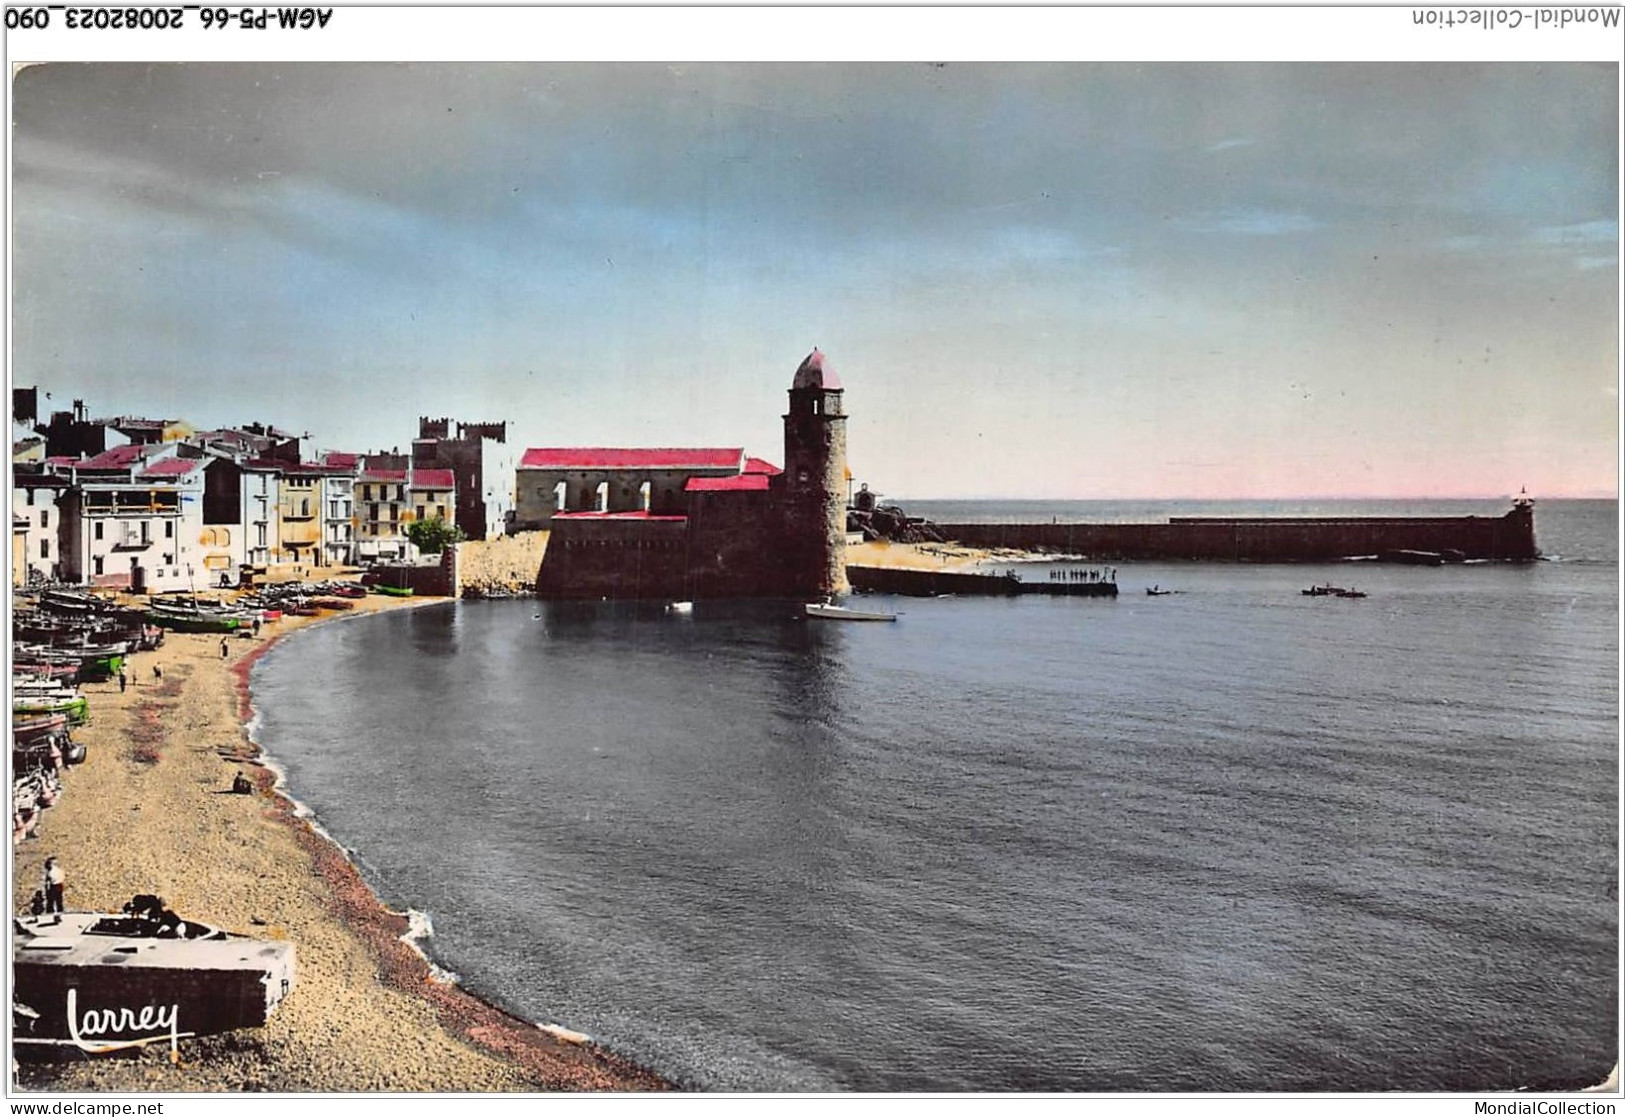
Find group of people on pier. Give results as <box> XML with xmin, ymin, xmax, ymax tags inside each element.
<box><xmin>1049</xmin><ymin>566</ymin><xmax>1115</xmax><ymax>583</ymax></box>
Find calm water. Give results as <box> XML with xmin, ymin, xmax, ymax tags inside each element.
<box><xmin>252</xmin><ymin>499</ymin><xmax>1617</xmax><ymax>1091</ymax></box>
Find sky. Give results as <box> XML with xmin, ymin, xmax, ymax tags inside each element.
<box><xmin>9</xmin><ymin>61</ymin><xmax>1620</xmax><ymax>499</ymax></box>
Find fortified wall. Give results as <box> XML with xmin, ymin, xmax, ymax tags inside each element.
<box><xmin>935</xmin><ymin>503</ymin><xmax>1537</xmax><ymax>562</ymax></box>
<box><xmin>532</xmin><ymin>350</ymin><xmax>850</xmax><ymax>601</ymax></box>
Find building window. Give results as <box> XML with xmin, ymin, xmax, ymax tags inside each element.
<box><xmin>165</xmin><ymin>521</ymin><xmax>174</xmax><ymax>538</ymax></box>
<box><xmin>92</xmin><ymin>556</ymin><xmax>103</xmax><ymax>576</ymax></box>
<box><xmin>417</xmin><ymin>504</ymin><xmax>426</xmax><ymax>520</ymax></box>
<box><xmin>25</xmin><ymin>489</ymin><xmax>34</xmax><ymax>506</ymax></box>
<box><xmin>39</xmin><ymin>509</ymin><xmax>48</xmax><ymax>528</ymax></box>
<box><xmin>93</xmin><ymin>522</ymin><xmax>103</xmax><ymax>541</ymax></box>
<box><xmin>39</xmin><ymin>539</ymin><xmax>48</xmax><ymax>559</ymax></box>
<box><xmin>436</xmin><ymin>504</ymin><xmax>445</xmax><ymax>519</ymax></box>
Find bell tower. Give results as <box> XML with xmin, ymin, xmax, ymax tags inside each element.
<box><xmin>781</xmin><ymin>348</ymin><xmax>849</xmax><ymax>597</ymax></box>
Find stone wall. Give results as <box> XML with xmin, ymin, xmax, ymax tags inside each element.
<box><xmin>935</xmin><ymin>506</ymin><xmax>1538</xmax><ymax>562</ymax></box>
<box><xmin>534</xmin><ymin>518</ymin><xmax>689</xmax><ymax>600</ymax></box>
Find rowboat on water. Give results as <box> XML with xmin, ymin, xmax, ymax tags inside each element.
<box><xmin>804</xmin><ymin>602</ymin><xmax>898</xmax><ymax>622</ymax></box>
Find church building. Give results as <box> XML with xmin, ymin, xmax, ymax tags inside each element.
<box><xmin>527</xmin><ymin>350</ymin><xmax>849</xmax><ymax>601</ymax></box>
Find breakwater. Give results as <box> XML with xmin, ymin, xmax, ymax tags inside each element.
<box><xmin>935</xmin><ymin>502</ymin><xmax>1537</xmax><ymax>563</ymax></box>
<box><xmin>846</xmin><ymin>566</ymin><xmax>1117</xmax><ymax>597</ymax></box>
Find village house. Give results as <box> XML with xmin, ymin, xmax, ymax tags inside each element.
<box><xmin>54</xmin><ymin>443</ymin><xmax>212</xmax><ymax>593</ymax></box>
<box><xmin>12</xmin><ymin>471</ymin><xmax>70</xmax><ymax>585</ymax></box>
<box><xmin>357</xmin><ymin>467</ymin><xmax>410</xmax><ymax>562</ymax></box>
<box><xmin>409</xmin><ymin>467</ymin><xmax>456</xmax><ymax>535</ymax></box>
<box><xmin>318</xmin><ymin>452</ymin><xmax>359</xmax><ymax>569</ymax></box>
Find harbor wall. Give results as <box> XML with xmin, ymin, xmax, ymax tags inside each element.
<box><xmin>846</xmin><ymin>566</ymin><xmax>1117</xmax><ymax>597</ymax></box>
<box><xmin>935</xmin><ymin>506</ymin><xmax>1537</xmax><ymax>562</ymax></box>
<box><xmin>365</xmin><ymin>545</ymin><xmax>459</xmax><ymax>597</ymax></box>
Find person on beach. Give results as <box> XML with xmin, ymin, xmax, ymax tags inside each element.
<box><xmin>118</xmin><ymin>669</ymin><xmax>127</xmax><ymax>693</ymax></box>
<box><xmin>42</xmin><ymin>857</ymin><xmax>64</xmax><ymax>914</ymax></box>
<box><xmin>153</xmin><ymin>664</ymin><xmax>163</xmax><ymax>681</ymax></box>
<box><xmin>220</xmin><ymin>637</ymin><xmax>229</xmax><ymax>659</ymax></box>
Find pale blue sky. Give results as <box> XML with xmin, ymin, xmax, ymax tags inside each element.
<box><xmin>11</xmin><ymin>62</ymin><xmax>1619</xmax><ymax>498</ymax></box>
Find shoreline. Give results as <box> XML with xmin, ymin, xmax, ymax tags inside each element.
<box><xmin>13</xmin><ymin>591</ymin><xmax>672</xmax><ymax>1093</ymax></box>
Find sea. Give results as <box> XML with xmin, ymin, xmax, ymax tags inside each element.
<box><xmin>249</xmin><ymin>499</ymin><xmax>1618</xmax><ymax>1092</ymax></box>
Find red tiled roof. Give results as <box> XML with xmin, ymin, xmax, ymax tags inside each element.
<box><xmin>686</xmin><ymin>474</ymin><xmax>771</xmax><ymax>492</ymax></box>
<box><xmin>320</xmin><ymin>452</ymin><xmax>360</xmax><ymax>469</ymax></box>
<box><xmin>743</xmin><ymin>457</ymin><xmax>782</xmax><ymax>476</ymax></box>
<box><xmin>520</xmin><ymin>447</ymin><xmax>743</xmax><ymax>471</ymax></box>
<box><xmin>411</xmin><ymin>469</ymin><xmax>455</xmax><ymax>490</ymax></box>
<box><xmin>551</xmin><ymin>511</ymin><xmax>688</xmax><ymax>522</ymax></box>
<box><xmin>79</xmin><ymin>445</ymin><xmax>147</xmax><ymax>470</ymax></box>
<box><xmin>360</xmin><ymin>469</ymin><xmax>408</xmax><ymax>483</ymax></box>
<box><xmin>138</xmin><ymin>458</ymin><xmax>201</xmax><ymax>478</ymax></box>
<box><xmin>792</xmin><ymin>348</ymin><xmax>842</xmax><ymax>391</ymax></box>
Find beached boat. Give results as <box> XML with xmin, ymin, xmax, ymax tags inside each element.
<box><xmin>13</xmin><ymin>694</ymin><xmax>88</xmax><ymax>726</ymax></box>
<box><xmin>371</xmin><ymin>584</ymin><xmax>414</xmax><ymax>597</ymax></box>
<box><xmin>12</xmin><ymin>904</ymin><xmax>296</xmax><ymax>1055</ymax></box>
<box><xmin>147</xmin><ymin>609</ymin><xmax>243</xmax><ymax>634</ymax></box>
<box><xmin>804</xmin><ymin>602</ymin><xmax>898</xmax><ymax>622</ymax></box>
<box><xmin>13</xmin><ymin>713</ymin><xmax>69</xmax><ymax>742</ymax></box>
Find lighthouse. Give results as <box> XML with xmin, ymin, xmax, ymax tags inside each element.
<box><xmin>781</xmin><ymin>348</ymin><xmax>849</xmax><ymax>597</ymax></box>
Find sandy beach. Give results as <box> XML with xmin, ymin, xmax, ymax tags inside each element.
<box><xmin>11</xmin><ymin>589</ymin><xmax>670</xmax><ymax>1093</ymax></box>
<box><xmin>11</xmin><ymin>541</ymin><xmax>1014</xmax><ymax>1092</ymax></box>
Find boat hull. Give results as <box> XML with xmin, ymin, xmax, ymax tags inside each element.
<box><xmin>805</xmin><ymin>603</ymin><xmax>898</xmax><ymax>622</ymax></box>
<box><xmin>13</xmin><ymin>914</ymin><xmax>296</xmax><ymax>1053</ymax></box>
<box><xmin>148</xmin><ymin>612</ymin><xmax>242</xmax><ymax>634</ymax></box>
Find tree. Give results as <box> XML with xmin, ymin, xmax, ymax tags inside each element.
<box><xmin>406</xmin><ymin>516</ymin><xmax>464</xmax><ymax>556</ymax></box>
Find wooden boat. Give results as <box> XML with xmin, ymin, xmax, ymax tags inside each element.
<box><xmin>371</xmin><ymin>584</ymin><xmax>414</xmax><ymax>597</ymax></box>
<box><xmin>804</xmin><ymin>602</ymin><xmax>898</xmax><ymax>622</ymax></box>
<box><xmin>147</xmin><ymin>609</ymin><xmax>243</xmax><ymax>634</ymax></box>
<box><xmin>14</xmin><ymin>694</ymin><xmax>88</xmax><ymax>726</ymax></box>
<box><xmin>328</xmin><ymin>584</ymin><xmax>368</xmax><ymax>599</ymax></box>
<box><xmin>666</xmin><ymin>601</ymin><xmax>694</xmax><ymax>615</ymax></box>
<box><xmin>14</xmin><ymin>713</ymin><xmax>69</xmax><ymax>741</ymax></box>
<box><xmin>1301</xmin><ymin>583</ymin><xmax>1348</xmax><ymax>597</ymax></box>
<box><xmin>13</xmin><ymin>904</ymin><xmax>296</xmax><ymax>1055</ymax></box>
<box><xmin>1145</xmin><ymin>586</ymin><xmax>1175</xmax><ymax>596</ymax></box>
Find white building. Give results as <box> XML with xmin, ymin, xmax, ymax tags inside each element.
<box><xmin>12</xmin><ymin>473</ymin><xmax>68</xmax><ymax>584</ymax></box>
<box><xmin>58</xmin><ymin>444</ymin><xmax>208</xmax><ymax>593</ymax></box>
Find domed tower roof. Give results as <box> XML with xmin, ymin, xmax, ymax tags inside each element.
<box><xmin>792</xmin><ymin>348</ymin><xmax>843</xmax><ymax>391</ymax></box>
